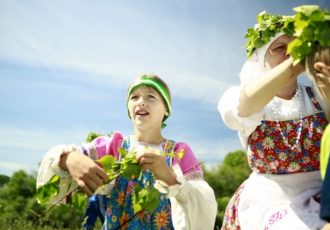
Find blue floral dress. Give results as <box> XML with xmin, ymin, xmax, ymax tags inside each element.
<box><xmin>103</xmin><ymin>137</ymin><xmax>176</xmax><ymax>230</ymax></box>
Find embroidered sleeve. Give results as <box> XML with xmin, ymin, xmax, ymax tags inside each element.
<box><xmin>172</xmin><ymin>142</ymin><xmax>203</xmax><ymax>180</ymax></box>
<box><xmin>166</xmin><ymin>142</ymin><xmax>217</xmax><ymax>230</ymax></box>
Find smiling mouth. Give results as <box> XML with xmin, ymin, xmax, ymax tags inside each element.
<box><xmin>136</xmin><ymin>110</ymin><xmax>149</xmax><ymax>116</ymax></box>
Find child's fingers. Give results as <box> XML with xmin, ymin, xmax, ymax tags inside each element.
<box><xmin>76</xmin><ymin>179</ymin><xmax>94</xmax><ymax>196</ymax></box>
<box><xmin>86</xmin><ymin>170</ymin><xmax>103</xmax><ymax>187</ymax></box>
<box><xmin>94</xmin><ymin>167</ymin><xmax>109</xmax><ymax>184</ymax></box>
<box><xmin>138</xmin><ymin>156</ymin><xmax>154</xmax><ymax>165</ymax></box>
<box><xmin>84</xmin><ymin>177</ymin><xmax>100</xmax><ymax>193</ymax></box>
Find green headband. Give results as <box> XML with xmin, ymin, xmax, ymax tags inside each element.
<box><xmin>127</xmin><ymin>77</ymin><xmax>171</xmax><ymax>127</ymax></box>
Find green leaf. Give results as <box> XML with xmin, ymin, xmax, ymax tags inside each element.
<box><xmin>141</xmin><ymin>187</ymin><xmax>160</xmax><ymax>213</ymax></box>
<box><xmin>36</xmin><ymin>175</ymin><xmax>61</xmax><ymax>205</ymax></box>
<box><xmin>244</xmin><ymin>11</ymin><xmax>293</xmax><ymax>57</ymax></box>
<box><xmin>122</xmin><ymin>162</ymin><xmax>142</xmax><ymax>180</ymax></box>
<box><xmin>96</xmin><ymin>155</ymin><xmax>116</xmax><ymax>171</ymax></box>
<box><xmin>293</xmin><ymin>5</ymin><xmax>319</xmax><ymax>16</ymax></box>
<box><xmin>118</xmin><ymin>147</ymin><xmax>128</xmax><ymax>158</ymax></box>
<box><xmin>132</xmin><ymin>184</ymin><xmax>143</xmax><ymax>213</ymax></box>
<box><xmin>133</xmin><ymin>186</ymin><xmax>160</xmax><ymax>213</ymax></box>
<box><xmin>70</xmin><ymin>192</ymin><xmax>88</xmax><ymax>209</ymax></box>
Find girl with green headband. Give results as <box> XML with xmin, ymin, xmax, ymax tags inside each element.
<box><xmin>218</xmin><ymin>7</ymin><xmax>330</xmax><ymax>230</ymax></box>
<box><xmin>36</xmin><ymin>74</ymin><xmax>217</xmax><ymax>230</ymax></box>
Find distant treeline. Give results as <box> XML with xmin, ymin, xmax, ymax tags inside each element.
<box><xmin>0</xmin><ymin>149</ymin><xmax>250</xmax><ymax>229</ymax></box>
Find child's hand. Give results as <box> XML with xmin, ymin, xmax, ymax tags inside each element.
<box><xmin>64</xmin><ymin>151</ymin><xmax>109</xmax><ymax>196</ymax></box>
<box><xmin>137</xmin><ymin>152</ymin><xmax>178</xmax><ymax>186</ymax></box>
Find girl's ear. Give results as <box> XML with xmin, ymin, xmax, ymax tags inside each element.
<box><xmin>314</xmin><ymin>62</ymin><xmax>327</xmax><ymax>73</ymax></box>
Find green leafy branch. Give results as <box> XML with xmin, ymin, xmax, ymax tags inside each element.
<box><xmin>36</xmin><ymin>146</ymin><xmax>185</xmax><ymax>220</ymax></box>
<box><xmin>287</xmin><ymin>5</ymin><xmax>330</xmax><ymax>64</ymax></box>
<box><xmin>245</xmin><ymin>11</ymin><xmax>294</xmax><ymax>57</ymax></box>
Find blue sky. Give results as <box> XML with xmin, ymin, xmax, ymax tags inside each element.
<box><xmin>0</xmin><ymin>0</ymin><xmax>329</xmax><ymax>176</ymax></box>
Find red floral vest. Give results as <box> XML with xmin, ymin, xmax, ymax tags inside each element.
<box><xmin>248</xmin><ymin>87</ymin><xmax>328</xmax><ymax>174</ymax></box>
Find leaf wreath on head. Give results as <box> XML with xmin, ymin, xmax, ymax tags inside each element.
<box><xmin>287</xmin><ymin>5</ymin><xmax>330</xmax><ymax>64</ymax></box>
<box><xmin>245</xmin><ymin>11</ymin><xmax>294</xmax><ymax>57</ymax></box>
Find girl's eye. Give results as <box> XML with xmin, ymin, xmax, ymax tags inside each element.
<box><xmin>130</xmin><ymin>95</ymin><xmax>138</xmax><ymax>100</ymax></box>
<box><xmin>273</xmin><ymin>45</ymin><xmax>286</xmax><ymax>51</ymax></box>
<box><xmin>148</xmin><ymin>94</ymin><xmax>156</xmax><ymax>99</ymax></box>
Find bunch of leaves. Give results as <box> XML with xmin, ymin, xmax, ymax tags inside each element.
<box><xmin>36</xmin><ymin>146</ymin><xmax>185</xmax><ymax>221</ymax></box>
<box><xmin>85</xmin><ymin>131</ymin><xmax>113</xmax><ymax>143</ymax></box>
<box><xmin>245</xmin><ymin>11</ymin><xmax>294</xmax><ymax>57</ymax></box>
<box><xmin>287</xmin><ymin>5</ymin><xmax>330</xmax><ymax>64</ymax></box>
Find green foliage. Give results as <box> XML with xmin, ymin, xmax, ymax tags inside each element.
<box><xmin>245</xmin><ymin>11</ymin><xmax>294</xmax><ymax>57</ymax></box>
<box><xmin>1</xmin><ymin>147</ymin><xmax>250</xmax><ymax>229</ymax></box>
<box><xmin>0</xmin><ymin>174</ymin><xmax>10</xmax><ymax>187</ymax></box>
<box><xmin>37</xmin><ymin>145</ymin><xmax>184</xmax><ymax>228</ymax></box>
<box><xmin>0</xmin><ymin>170</ymin><xmax>84</xmax><ymax>229</ymax></box>
<box><xmin>204</xmin><ymin>150</ymin><xmax>251</xmax><ymax>228</ymax></box>
<box><xmin>288</xmin><ymin>5</ymin><xmax>330</xmax><ymax>64</ymax></box>
<box><xmin>36</xmin><ymin>175</ymin><xmax>60</xmax><ymax>205</ymax></box>
<box><xmin>132</xmin><ymin>184</ymin><xmax>160</xmax><ymax>213</ymax></box>
<box><xmin>7</xmin><ymin>170</ymin><xmax>36</xmax><ymax>198</ymax></box>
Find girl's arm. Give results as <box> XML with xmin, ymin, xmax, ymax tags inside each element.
<box><xmin>238</xmin><ymin>58</ymin><xmax>302</xmax><ymax>117</ymax></box>
<box><xmin>37</xmin><ymin>132</ymin><xmax>124</xmax><ymax>199</ymax></box>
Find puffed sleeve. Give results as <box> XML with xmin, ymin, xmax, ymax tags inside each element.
<box><xmin>36</xmin><ymin>132</ymin><xmax>124</xmax><ymax>203</ymax></box>
<box><xmin>218</xmin><ymin>85</ymin><xmax>264</xmax><ymax>147</ymax></box>
<box><xmin>167</xmin><ymin>142</ymin><xmax>218</xmax><ymax>230</ymax></box>
<box><xmin>80</xmin><ymin>132</ymin><xmax>124</xmax><ymax>160</ymax></box>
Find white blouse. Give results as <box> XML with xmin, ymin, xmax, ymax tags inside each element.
<box><xmin>218</xmin><ymin>82</ymin><xmax>329</xmax><ymax>148</ymax></box>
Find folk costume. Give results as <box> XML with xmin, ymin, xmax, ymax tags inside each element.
<box><xmin>37</xmin><ymin>76</ymin><xmax>217</xmax><ymax>230</ymax></box>
<box><xmin>218</xmin><ymin>32</ymin><xmax>330</xmax><ymax>229</ymax></box>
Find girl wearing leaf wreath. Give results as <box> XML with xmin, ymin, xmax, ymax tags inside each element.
<box><xmin>218</xmin><ymin>6</ymin><xmax>330</xmax><ymax>230</ymax></box>
<box><xmin>306</xmin><ymin>40</ymin><xmax>330</xmax><ymax>230</ymax></box>
<box><xmin>291</xmin><ymin>6</ymin><xmax>330</xmax><ymax>229</ymax></box>
<box><xmin>36</xmin><ymin>74</ymin><xmax>217</xmax><ymax>230</ymax></box>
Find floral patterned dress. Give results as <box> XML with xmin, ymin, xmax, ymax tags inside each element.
<box><xmin>221</xmin><ymin>87</ymin><xmax>328</xmax><ymax>230</ymax></box>
<box><xmin>103</xmin><ymin>137</ymin><xmax>175</xmax><ymax>230</ymax></box>
<box><xmin>37</xmin><ymin>132</ymin><xmax>217</xmax><ymax>230</ymax></box>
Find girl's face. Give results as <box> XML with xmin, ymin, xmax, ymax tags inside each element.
<box><xmin>264</xmin><ymin>35</ymin><xmax>294</xmax><ymax>70</ymax></box>
<box><xmin>128</xmin><ymin>86</ymin><xmax>167</xmax><ymax>129</ymax></box>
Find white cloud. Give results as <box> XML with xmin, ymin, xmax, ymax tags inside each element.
<box><xmin>0</xmin><ymin>125</ymin><xmax>91</xmax><ymax>176</ymax></box>
<box><xmin>0</xmin><ymin>125</ymin><xmax>87</xmax><ymax>152</ymax></box>
<box><xmin>0</xmin><ymin>161</ymin><xmax>27</xmax><ymax>171</ymax></box>
<box><xmin>0</xmin><ymin>0</ymin><xmax>242</xmax><ymax>106</ymax></box>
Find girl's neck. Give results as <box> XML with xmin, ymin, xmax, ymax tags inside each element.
<box><xmin>276</xmin><ymin>81</ymin><xmax>298</xmax><ymax>100</ymax></box>
<box><xmin>134</xmin><ymin>128</ymin><xmax>165</xmax><ymax>145</ymax></box>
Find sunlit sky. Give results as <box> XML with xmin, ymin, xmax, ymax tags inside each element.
<box><xmin>0</xmin><ymin>0</ymin><xmax>329</xmax><ymax>176</ymax></box>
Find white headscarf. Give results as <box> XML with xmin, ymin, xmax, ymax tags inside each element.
<box><xmin>239</xmin><ymin>32</ymin><xmax>285</xmax><ymax>84</ymax></box>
